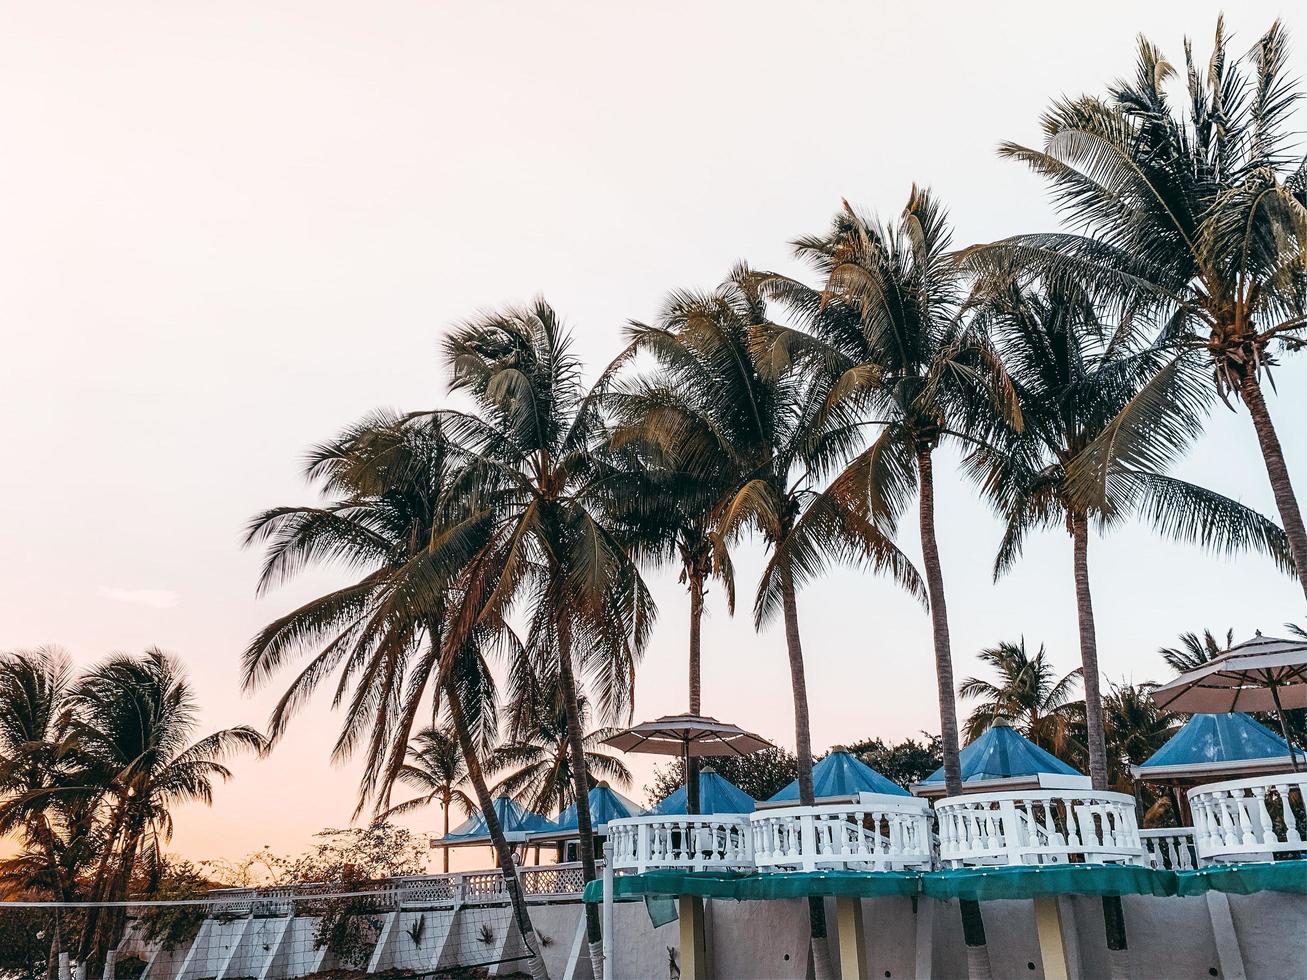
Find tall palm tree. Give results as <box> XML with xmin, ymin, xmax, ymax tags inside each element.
<box><xmin>425</xmin><ymin>305</ymin><xmax>656</xmax><ymax>976</ymax></box>
<box><xmin>601</xmin><ymin>319</ymin><xmax>748</xmax><ymax>814</ymax></box>
<box><xmin>959</xmin><ymin>639</ymin><xmax>1082</xmax><ymax>752</ymax></box>
<box><xmin>972</xmin><ymin>18</ymin><xmax>1307</xmax><ymax>598</ymax></box>
<box><xmin>612</xmin><ymin>273</ymin><xmax>923</xmax><ymax>968</ymax></box>
<box><xmin>69</xmin><ymin>650</ymin><xmax>264</xmax><ymax>967</ymax></box>
<box><xmin>491</xmin><ymin>686</ymin><xmax>630</xmax><ymax>818</ymax></box>
<box><xmin>967</xmin><ymin>277</ymin><xmax>1292</xmax><ymax>788</ymax></box>
<box><xmin>759</xmin><ymin>189</ymin><xmax>1018</xmax><ymax>798</ymax></box>
<box><xmin>242</xmin><ymin>412</ymin><xmax>552</xmax><ymax>980</ymax></box>
<box><xmin>1159</xmin><ymin>628</ymin><xmax>1234</xmax><ymax>673</ymax></box>
<box><xmin>376</xmin><ymin>727</ymin><xmax>476</xmax><ymax>874</ymax></box>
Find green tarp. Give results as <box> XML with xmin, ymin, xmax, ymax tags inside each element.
<box><xmin>583</xmin><ymin>860</ymin><xmax>1307</xmax><ymax>904</ymax></box>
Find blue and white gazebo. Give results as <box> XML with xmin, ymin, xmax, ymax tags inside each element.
<box><xmin>1131</xmin><ymin>712</ymin><xmax>1298</xmax><ymax>784</ymax></box>
<box><xmin>765</xmin><ymin>749</ymin><xmax>910</xmax><ymax>805</ymax></box>
<box><xmin>437</xmin><ymin>795</ymin><xmax>558</xmax><ymax>846</ymax></box>
<box><xmin>648</xmin><ymin>769</ymin><xmax>756</xmax><ymax>815</ymax></box>
<box><xmin>912</xmin><ymin>720</ymin><xmax>1087</xmax><ymax>797</ymax></box>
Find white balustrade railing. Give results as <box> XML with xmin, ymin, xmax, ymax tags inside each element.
<box><xmin>1189</xmin><ymin>773</ymin><xmax>1307</xmax><ymax>862</ymax></box>
<box><xmin>608</xmin><ymin>814</ymin><xmax>753</xmax><ymax>873</ymax></box>
<box><xmin>935</xmin><ymin>790</ymin><xmax>1144</xmax><ymax>867</ymax></box>
<box><xmin>1139</xmin><ymin>828</ymin><xmax>1197</xmax><ymax>869</ymax></box>
<box><xmin>749</xmin><ymin>793</ymin><xmax>933</xmax><ymax>872</ymax></box>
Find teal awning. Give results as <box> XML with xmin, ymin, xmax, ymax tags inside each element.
<box><xmin>584</xmin><ymin>860</ymin><xmax>1307</xmax><ymax>903</ymax></box>
<box><xmin>650</xmin><ymin>770</ymin><xmax>756</xmax><ymax>815</ymax></box>
<box><xmin>439</xmin><ymin>796</ymin><xmax>556</xmax><ymax>845</ymax></box>
<box><xmin>919</xmin><ymin>722</ymin><xmax>1079</xmax><ymax>788</ymax></box>
<box><xmin>767</xmin><ymin>751</ymin><xmax>909</xmax><ymax>802</ymax></box>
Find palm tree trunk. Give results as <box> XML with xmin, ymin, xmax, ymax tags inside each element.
<box><xmin>777</xmin><ymin>559</ymin><xmax>833</xmax><ymax>978</ymax></box>
<box><xmin>1071</xmin><ymin>510</ymin><xmax>1109</xmax><ymax>791</ymax></box>
<box><xmin>918</xmin><ymin>448</ymin><xmax>992</xmax><ymax>979</ymax></box>
<box><xmin>687</xmin><ymin>567</ymin><xmax>704</xmax><ymax>815</ymax></box>
<box><xmin>1239</xmin><ymin>371</ymin><xmax>1307</xmax><ymax>601</ymax></box>
<box><xmin>916</xmin><ymin>448</ymin><xmax>964</xmax><ymax>798</ymax></box>
<box><xmin>445</xmin><ymin>683</ymin><xmax>549</xmax><ymax>980</ymax></box>
<box><xmin>555</xmin><ymin>614</ymin><xmax>604</xmax><ymax>977</ymax></box>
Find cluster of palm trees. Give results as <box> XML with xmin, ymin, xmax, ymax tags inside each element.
<box><xmin>0</xmin><ymin>648</ymin><xmax>264</xmax><ymax>972</ymax></box>
<box><xmin>239</xmin><ymin>18</ymin><xmax>1306</xmax><ymax>977</ymax></box>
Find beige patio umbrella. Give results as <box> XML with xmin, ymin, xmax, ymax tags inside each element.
<box><xmin>1150</xmin><ymin>631</ymin><xmax>1307</xmax><ymax>771</ymax></box>
<box><xmin>602</xmin><ymin>714</ymin><xmax>773</xmax><ymax>814</ymax></box>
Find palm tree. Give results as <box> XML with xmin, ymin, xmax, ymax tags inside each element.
<box><xmin>491</xmin><ymin>687</ymin><xmax>630</xmax><ymax>818</ymax></box>
<box><xmin>967</xmin><ymin>277</ymin><xmax>1292</xmax><ymax>788</ymax></box>
<box><xmin>376</xmin><ymin>727</ymin><xmax>476</xmax><ymax>874</ymax></box>
<box><xmin>959</xmin><ymin>639</ymin><xmax>1082</xmax><ymax>753</ymax></box>
<box><xmin>973</xmin><ymin>19</ymin><xmax>1307</xmax><ymax>598</ymax></box>
<box><xmin>759</xmin><ymin>189</ymin><xmax>1018</xmax><ymax>798</ymax></box>
<box><xmin>68</xmin><ymin>650</ymin><xmax>264</xmax><ymax>967</ymax></box>
<box><xmin>242</xmin><ymin>412</ymin><xmax>552</xmax><ymax>979</ymax></box>
<box><xmin>435</xmin><ymin>300</ymin><xmax>656</xmax><ymax>974</ymax></box>
<box><xmin>612</xmin><ymin>273</ymin><xmax>923</xmax><ymax>967</ymax></box>
<box><xmin>601</xmin><ymin>313</ymin><xmax>749</xmax><ymax>815</ymax></box>
<box><xmin>0</xmin><ymin>648</ymin><xmax>98</xmax><ymax>967</ymax></box>
<box><xmin>1159</xmin><ymin>628</ymin><xmax>1234</xmax><ymax>673</ymax></box>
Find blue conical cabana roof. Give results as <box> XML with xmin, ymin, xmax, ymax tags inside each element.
<box><xmin>1133</xmin><ymin>712</ymin><xmax>1296</xmax><ymax>782</ymax></box>
<box><xmin>535</xmin><ymin>783</ymin><xmax>642</xmax><ymax>839</ymax></box>
<box><xmin>915</xmin><ymin>722</ymin><xmax>1082</xmax><ymax>796</ymax></box>
<box><xmin>767</xmin><ymin>750</ymin><xmax>910</xmax><ymax>803</ymax></box>
<box><xmin>439</xmin><ymin>796</ymin><xmax>557</xmax><ymax>845</ymax></box>
<box><xmin>649</xmin><ymin>769</ymin><xmax>756</xmax><ymax>815</ymax></box>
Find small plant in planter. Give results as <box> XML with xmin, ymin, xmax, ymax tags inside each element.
<box><xmin>406</xmin><ymin>914</ymin><xmax>427</xmax><ymax>948</ymax></box>
<box><xmin>478</xmin><ymin>923</ymin><xmax>496</xmax><ymax>946</ymax></box>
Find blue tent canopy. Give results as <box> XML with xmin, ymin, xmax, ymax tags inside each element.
<box><xmin>540</xmin><ymin>783</ymin><xmax>643</xmax><ymax>838</ymax></box>
<box><xmin>439</xmin><ymin>796</ymin><xmax>557</xmax><ymax>845</ymax></box>
<box><xmin>1137</xmin><ymin>712</ymin><xmax>1293</xmax><ymax>779</ymax></box>
<box><xmin>918</xmin><ymin>722</ymin><xmax>1080</xmax><ymax>793</ymax></box>
<box><xmin>768</xmin><ymin>750</ymin><xmax>910</xmax><ymax>802</ymax></box>
<box><xmin>649</xmin><ymin>770</ymin><xmax>757</xmax><ymax>815</ymax></box>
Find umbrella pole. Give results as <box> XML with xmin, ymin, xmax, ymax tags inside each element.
<box><xmin>685</xmin><ymin>738</ymin><xmax>700</xmax><ymax>816</ymax></box>
<box><xmin>1268</xmin><ymin>682</ymin><xmax>1301</xmax><ymax>772</ymax></box>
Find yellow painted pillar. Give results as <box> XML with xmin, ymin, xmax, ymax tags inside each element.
<box><xmin>1033</xmin><ymin>895</ymin><xmax>1070</xmax><ymax>980</ymax></box>
<box><xmin>835</xmin><ymin>896</ymin><xmax>867</xmax><ymax>980</ymax></box>
<box><xmin>679</xmin><ymin>895</ymin><xmax>707</xmax><ymax>980</ymax></box>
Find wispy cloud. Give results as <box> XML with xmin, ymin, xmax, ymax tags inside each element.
<box><xmin>98</xmin><ymin>587</ymin><xmax>179</xmax><ymax>609</ymax></box>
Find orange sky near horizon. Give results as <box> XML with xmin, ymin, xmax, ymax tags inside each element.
<box><xmin>2</xmin><ymin>0</ymin><xmax>1305</xmax><ymax>871</ymax></box>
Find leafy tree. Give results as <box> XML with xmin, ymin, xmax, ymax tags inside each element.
<box><xmin>761</xmin><ymin>190</ymin><xmax>1016</xmax><ymax>798</ymax></box>
<box><xmin>974</xmin><ymin>18</ymin><xmax>1307</xmax><ymax>599</ymax></box>
<box><xmin>967</xmin><ymin>276</ymin><xmax>1290</xmax><ymax>788</ymax></box>
<box><xmin>376</xmin><ymin>727</ymin><xmax>476</xmax><ymax>873</ymax></box>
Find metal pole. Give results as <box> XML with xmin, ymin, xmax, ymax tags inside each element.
<box><xmin>685</xmin><ymin>738</ymin><xmax>699</xmax><ymax>816</ymax></box>
<box><xmin>601</xmin><ymin>859</ymin><xmax>614</xmax><ymax>980</ymax></box>
<box><xmin>1268</xmin><ymin>682</ymin><xmax>1301</xmax><ymax>771</ymax></box>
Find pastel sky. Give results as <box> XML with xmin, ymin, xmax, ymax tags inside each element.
<box><xmin>2</xmin><ymin>1</ymin><xmax>1304</xmax><ymax>870</ymax></box>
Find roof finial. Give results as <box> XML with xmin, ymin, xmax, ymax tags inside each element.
<box><xmin>1256</xmin><ymin>629</ymin><xmax>1263</xmax><ymax>636</ymax></box>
